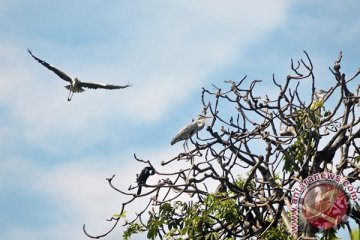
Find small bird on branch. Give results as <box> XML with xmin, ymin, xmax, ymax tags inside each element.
<box><xmin>136</xmin><ymin>166</ymin><xmax>155</xmax><ymax>195</ymax></box>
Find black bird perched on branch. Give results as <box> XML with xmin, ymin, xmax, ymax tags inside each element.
<box><xmin>27</xmin><ymin>49</ymin><xmax>132</xmax><ymax>101</ymax></box>
<box><xmin>215</xmin><ymin>182</ymin><xmax>227</xmax><ymax>194</ymax></box>
<box><xmin>136</xmin><ymin>166</ymin><xmax>155</xmax><ymax>195</ymax></box>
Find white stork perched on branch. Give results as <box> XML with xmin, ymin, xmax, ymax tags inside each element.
<box><xmin>171</xmin><ymin>115</ymin><xmax>211</xmax><ymax>150</ymax></box>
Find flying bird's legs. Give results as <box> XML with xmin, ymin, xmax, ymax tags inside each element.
<box><xmin>67</xmin><ymin>90</ymin><xmax>73</xmax><ymax>101</ymax></box>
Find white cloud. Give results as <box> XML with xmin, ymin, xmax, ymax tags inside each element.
<box><xmin>0</xmin><ymin>1</ymin><xmax>291</xmax><ymax>153</ymax></box>
<box><xmin>0</xmin><ymin>155</ymin><xmax>140</xmax><ymax>239</ymax></box>
<box><xmin>0</xmin><ymin>145</ymin><xmax>199</xmax><ymax>240</ymax></box>
<box><xmin>0</xmin><ymin>1</ymin><xmax>293</xmax><ymax>239</ymax></box>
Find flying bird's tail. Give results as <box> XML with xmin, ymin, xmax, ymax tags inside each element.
<box><xmin>64</xmin><ymin>85</ymin><xmax>85</xmax><ymax>93</ymax></box>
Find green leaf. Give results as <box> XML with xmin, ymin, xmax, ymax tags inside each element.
<box><xmin>112</xmin><ymin>211</ymin><xmax>126</xmax><ymax>219</ymax></box>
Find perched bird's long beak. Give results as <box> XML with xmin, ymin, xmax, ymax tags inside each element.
<box><xmin>204</xmin><ymin>116</ymin><xmax>213</xmax><ymax>126</ymax></box>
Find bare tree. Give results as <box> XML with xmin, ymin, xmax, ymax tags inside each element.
<box><xmin>83</xmin><ymin>52</ymin><xmax>360</xmax><ymax>239</ymax></box>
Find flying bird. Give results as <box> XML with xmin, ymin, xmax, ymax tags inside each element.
<box><xmin>27</xmin><ymin>49</ymin><xmax>131</xmax><ymax>101</ymax></box>
<box><xmin>171</xmin><ymin>115</ymin><xmax>211</xmax><ymax>146</ymax></box>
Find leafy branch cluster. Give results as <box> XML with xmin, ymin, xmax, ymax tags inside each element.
<box><xmin>83</xmin><ymin>52</ymin><xmax>360</xmax><ymax>240</ymax></box>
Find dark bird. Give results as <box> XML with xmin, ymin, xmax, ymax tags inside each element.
<box><xmin>136</xmin><ymin>166</ymin><xmax>155</xmax><ymax>195</ymax></box>
<box><xmin>215</xmin><ymin>182</ymin><xmax>227</xmax><ymax>194</ymax></box>
<box><xmin>27</xmin><ymin>49</ymin><xmax>132</xmax><ymax>101</ymax></box>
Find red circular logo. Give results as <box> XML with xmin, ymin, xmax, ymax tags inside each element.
<box><xmin>301</xmin><ymin>182</ymin><xmax>349</xmax><ymax>230</ymax></box>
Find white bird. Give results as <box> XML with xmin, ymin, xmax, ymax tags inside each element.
<box><xmin>28</xmin><ymin>49</ymin><xmax>132</xmax><ymax>101</ymax></box>
<box><xmin>313</xmin><ymin>89</ymin><xmax>328</xmax><ymax>102</ymax></box>
<box><xmin>171</xmin><ymin>115</ymin><xmax>211</xmax><ymax>146</ymax></box>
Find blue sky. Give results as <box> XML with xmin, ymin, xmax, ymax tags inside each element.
<box><xmin>1</xmin><ymin>1</ymin><xmax>360</xmax><ymax>239</ymax></box>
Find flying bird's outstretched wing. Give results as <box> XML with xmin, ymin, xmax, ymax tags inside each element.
<box><xmin>27</xmin><ymin>49</ymin><xmax>72</xmax><ymax>83</ymax></box>
<box><xmin>80</xmin><ymin>81</ymin><xmax>132</xmax><ymax>90</ymax></box>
